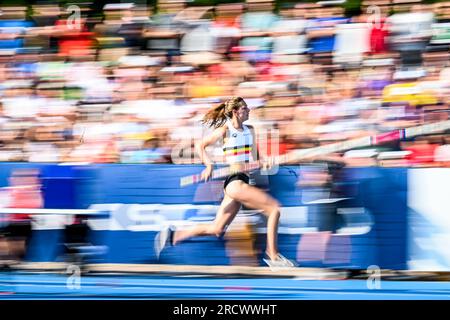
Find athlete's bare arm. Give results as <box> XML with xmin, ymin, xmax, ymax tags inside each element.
<box><xmin>247</xmin><ymin>125</ymin><xmax>259</xmax><ymax>162</ymax></box>
<box><xmin>247</xmin><ymin>125</ymin><xmax>275</xmax><ymax>170</ymax></box>
<box><xmin>195</xmin><ymin>126</ymin><xmax>227</xmax><ymax>181</ymax></box>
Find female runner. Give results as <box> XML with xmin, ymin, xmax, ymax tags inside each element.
<box><xmin>156</xmin><ymin>97</ymin><xmax>294</xmax><ymax>267</ymax></box>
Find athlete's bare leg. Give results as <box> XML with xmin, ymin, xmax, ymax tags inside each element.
<box><xmin>224</xmin><ymin>180</ymin><xmax>281</xmax><ymax>261</ymax></box>
<box><xmin>172</xmin><ymin>193</ymin><xmax>241</xmax><ymax>245</ymax></box>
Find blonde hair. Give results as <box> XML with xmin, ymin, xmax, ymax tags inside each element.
<box><xmin>201</xmin><ymin>97</ymin><xmax>246</xmax><ymax>128</ymax></box>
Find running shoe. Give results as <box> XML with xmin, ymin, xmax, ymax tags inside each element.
<box><xmin>154</xmin><ymin>226</ymin><xmax>173</xmax><ymax>259</ymax></box>
<box><xmin>263</xmin><ymin>253</ymin><xmax>296</xmax><ymax>268</ymax></box>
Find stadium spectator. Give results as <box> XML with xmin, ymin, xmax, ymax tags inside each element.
<box><xmin>1</xmin><ymin>169</ymin><xmax>43</xmax><ymax>264</ymax></box>
<box><xmin>0</xmin><ymin>0</ymin><xmax>446</xmax><ymax>167</ymax></box>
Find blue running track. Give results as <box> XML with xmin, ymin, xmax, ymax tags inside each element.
<box><xmin>1</xmin><ymin>273</ymin><xmax>450</xmax><ymax>299</ymax></box>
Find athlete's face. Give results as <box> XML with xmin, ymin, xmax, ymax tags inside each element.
<box><xmin>235</xmin><ymin>103</ymin><xmax>250</xmax><ymax>122</ymax></box>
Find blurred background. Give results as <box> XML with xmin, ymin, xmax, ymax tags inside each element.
<box><xmin>0</xmin><ymin>0</ymin><xmax>447</xmax><ymax>165</ymax></box>
<box><xmin>0</xmin><ymin>0</ymin><xmax>450</xmax><ymax>286</ymax></box>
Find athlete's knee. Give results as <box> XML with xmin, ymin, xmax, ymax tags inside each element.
<box><xmin>266</xmin><ymin>200</ymin><xmax>281</xmax><ymax>218</ymax></box>
<box><xmin>268</xmin><ymin>207</ymin><xmax>280</xmax><ymax>218</ymax></box>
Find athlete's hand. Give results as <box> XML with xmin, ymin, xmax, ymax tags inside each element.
<box><xmin>201</xmin><ymin>164</ymin><xmax>213</xmax><ymax>182</ymax></box>
<box><xmin>260</xmin><ymin>156</ymin><xmax>276</xmax><ymax>171</ymax></box>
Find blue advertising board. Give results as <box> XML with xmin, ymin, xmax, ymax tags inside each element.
<box><xmin>0</xmin><ymin>163</ymin><xmax>408</xmax><ymax>269</ymax></box>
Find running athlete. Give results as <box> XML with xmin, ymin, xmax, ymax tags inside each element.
<box><xmin>155</xmin><ymin>97</ymin><xmax>294</xmax><ymax>267</ymax></box>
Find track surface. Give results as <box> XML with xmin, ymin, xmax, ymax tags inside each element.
<box><xmin>1</xmin><ymin>272</ymin><xmax>450</xmax><ymax>299</ymax></box>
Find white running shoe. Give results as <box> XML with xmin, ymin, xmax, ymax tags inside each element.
<box><xmin>278</xmin><ymin>254</ymin><xmax>297</xmax><ymax>267</ymax></box>
<box><xmin>263</xmin><ymin>253</ymin><xmax>296</xmax><ymax>269</ymax></box>
<box><xmin>154</xmin><ymin>226</ymin><xmax>172</xmax><ymax>259</ymax></box>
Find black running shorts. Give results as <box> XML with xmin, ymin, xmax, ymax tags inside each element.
<box><xmin>223</xmin><ymin>172</ymin><xmax>250</xmax><ymax>190</ymax></box>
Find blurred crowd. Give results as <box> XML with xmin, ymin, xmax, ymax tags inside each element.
<box><xmin>0</xmin><ymin>0</ymin><xmax>450</xmax><ymax>167</ymax></box>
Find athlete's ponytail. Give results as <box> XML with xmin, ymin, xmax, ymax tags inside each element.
<box><xmin>202</xmin><ymin>97</ymin><xmax>245</xmax><ymax>128</ymax></box>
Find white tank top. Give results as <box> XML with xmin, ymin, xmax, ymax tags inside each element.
<box><xmin>223</xmin><ymin>119</ymin><xmax>254</xmax><ymax>164</ymax></box>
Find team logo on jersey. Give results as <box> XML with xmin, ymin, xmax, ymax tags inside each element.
<box><xmin>232</xmin><ymin>133</ymin><xmax>237</xmax><ymax>137</ymax></box>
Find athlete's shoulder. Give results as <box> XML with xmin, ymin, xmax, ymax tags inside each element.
<box><xmin>213</xmin><ymin>125</ymin><xmax>228</xmax><ymax>137</ymax></box>
<box><xmin>245</xmin><ymin>124</ymin><xmax>255</xmax><ymax>134</ymax></box>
